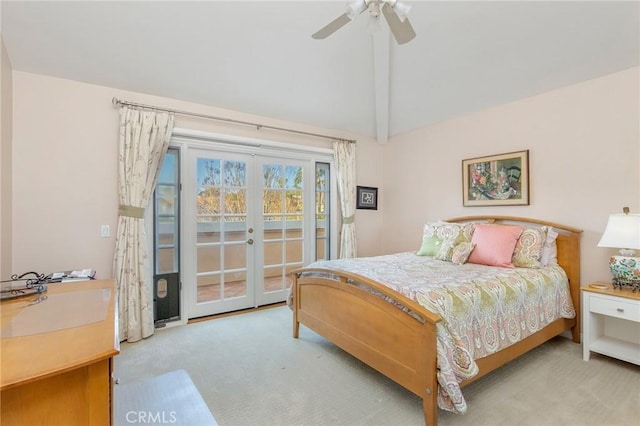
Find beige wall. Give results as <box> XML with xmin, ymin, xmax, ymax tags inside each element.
<box><xmin>9</xmin><ymin>67</ymin><xmax>638</xmax><ymax>286</ymax></box>
<box><xmin>11</xmin><ymin>71</ymin><xmax>383</xmax><ymax>277</ymax></box>
<box><xmin>382</xmin><ymin>67</ymin><xmax>640</xmax><ymax>286</ymax></box>
<box><xmin>1</xmin><ymin>38</ymin><xmax>13</xmax><ymax>280</ymax></box>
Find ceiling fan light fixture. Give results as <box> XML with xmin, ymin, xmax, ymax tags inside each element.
<box><xmin>312</xmin><ymin>0</ymin><xmax>415</xmax><ymax>44</ymax></box>
<box><xmin>366</xmin><ymin>14</ymin><xmax>383</xmax><ymax>34</ymax></box>
<box><xmin>346</xmin><ymin>0</ymin><xmax>367</xmax><ymax>20</ymax></box>
<box><xmin>392</xmin><ymin>1</ymin><xmax>412</xmax><ymax>23</ymax></box>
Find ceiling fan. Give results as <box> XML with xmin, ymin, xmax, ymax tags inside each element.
<box><xmin>312</xmin><ymin>0</ymin><xmax>416</xmax><ymax>45</ymax></box>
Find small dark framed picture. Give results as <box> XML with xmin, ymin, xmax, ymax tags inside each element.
<box><xmin>356</xmin><ymin>186</ymin><xmax>378</xmax><ymax>210</ymax></box>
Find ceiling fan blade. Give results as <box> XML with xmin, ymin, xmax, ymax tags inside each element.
<box><xmin>381</xmin><ymin>3</ymin><xmax>416</xmax><ymax>45</ymax></box>
<box><xmin>312</xmin><ymin>13</ymin><xmax>352</xmax><ymax>39</ymax></box>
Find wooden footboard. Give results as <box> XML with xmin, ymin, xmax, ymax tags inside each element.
<box><xmin>292</xmin><ymin>269</ymin><xmax>442</xmax><ymax>425</ymax></box>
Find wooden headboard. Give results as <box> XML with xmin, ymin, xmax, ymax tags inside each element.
<box><xmin>446</xmin><ymin>216</ymin><xmax>583</xmax><ymax>341</ymax></box>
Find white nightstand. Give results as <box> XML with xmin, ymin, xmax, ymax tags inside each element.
<box><xmin>582</xmin><ymin>282</ymin><xmax>640</xmax><ymax>365</ymax></box>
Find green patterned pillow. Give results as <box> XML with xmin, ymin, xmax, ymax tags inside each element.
<box><xmin>512</xmin><ymin>226</ymin><xmax>549</xmax><ymax>268</ymax></box>
<box><xmin>417</xmin><ymin>222</ymin><xmax>475</xmax><ymax>257</ymax></box>
<box><xmin>434</xmin><ymin>238</ymin><xmax>457</xmax><ymax>261</ymax></box>
<box><xmin>416</xmin><ymin>221</ymin><xmax>445</xmax><ymax>256</ymax></box>
<box><xmin>436</xmin><ymin>240</ymin><xmax>477</xmax><ymax>263</ymax></box>
<box><xmin>451</xmin><ymin>242</ymin><xmax>477</xmax><ymax>265</ymax></box>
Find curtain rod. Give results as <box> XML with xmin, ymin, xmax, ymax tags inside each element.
<box><xmin>112</xmin><ymin>97</ymin><xmax>356</xmax><ymax>144</ymax></box>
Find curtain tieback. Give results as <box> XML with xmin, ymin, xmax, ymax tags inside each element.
<box><xmin>119</xmin><ymin>205</ymin><xmax>145</xmax><ymax>219</ymax></box>
<box><xmin>342</xmin><ymin>215</ymin><xmax>355</xmax><ymax>224</ymax></box>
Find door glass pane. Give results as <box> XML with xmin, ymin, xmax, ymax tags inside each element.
<box><xmin>196</xmin><ymin>157</ymin><xmax>248</xmax><ymax>306</ymax></box>
<box><xmin>157</xmin><ymin>219</ymin><xmax>175</xmax><ymax>246</ymax></box>
<box><xmin>157</xmin><ymin>248</ymin><xmax>175</xmax><ymax>274</ymax></box>
<box><xmin>285</xmin><ymin>166</ymin><xmax>302</xmax><ymax>189</ymax></box>
<box><xmin>263</xmin><ymin>189</ymin><xmax>282</xmax><ymax>214</ymax></box>
<box><xmin>197</xmin><ymin>189</ymin><xmax>221</xmax><ymax>215</ymax></box>
<box><xmin>263</xmin><ymin>266</ymin><xmax>283</xmax><ymax>293</ymax></box>
<box><xmin>316</xmin><ymin>240</ymin><xmax>326</xmax><ymax>260</ymax></box>
<box><xmin>316</xmin><ymin>165</ymin><xmax>327</xmax><ymax>192</ymax></box>
<box><xmin>155</xmin><ymin>150</ymin><xmax>180</xmax><ymax>274</ymax></box>
<box><xmin>157</xmin><ymin>185</ymin><xmax>176</xmax><ymax>214</ymax></box>
<box><xmin>156</xmin><ymin>212</ymin><xmax>177</xmax><ymax>271</ymax></box>
<box><xmin>197</xmin><ymin>245</ymin><xmax>221</xmax><ymax>273</ymax></box>
<box><xmin>224</xmin><ymin>271</ymin><xmax>247</xmax><ymax>298</ymax></box>
<box><xmin>198</xmin><ymin>215</ymin><xmax>220</xmax><ymax>223</ymax></box>
<box><xmin>286</xmin><ymin>240</ymin><xmax>302</xmax><ymax>263</ymax></box>
<box><xmin>197</xmin><ymin>274</ymin><xmax>220</xmax><ymax>303</ymax></box>
<box><xmin>224</xmin><ymin>160</ymin><xmax>246</xmax><ymax>187</ymax></box>
<box><xmin>198</xmin><ymin>159</ymin><xmax>221</xmax><ymax>186</ymax></box>
<box><xmin>285</xmin><ymin>219</ymin><xmax>302</xmax><ymax>233</ymax></box>
<box><xmin>224</xmin><ymin>188</ymin><xmax>247</xmax><ymax>215</ymax></box>
<box><xmin>285</xmin><ymin>190</ymin><xmax>303</xmax><ymax>214</ymax></box>
<box><xmin>223</xmin><ymin>228</ymin><xmax>247</xmax><ymax>242</ymax></box>
<box><xmin>224</xmin><ymin>243</ymin><xmax>246</xmax><ymax>270</ymax></box>
<box><xmin>197</xmin><ymin>219</ymin><xmax>221</xmax><ymax>244</ymax></box>
<box><xmin>264</xmin><ymin>214</ymin><xmax>283</xmax><ymax>222</ymax></box>
<box><xmin>198</xmin><ymin>229</ymin><xmax>220</xmax><ymax>244</ymax></box>
<box><xmin>264</xmin><ymin>241</ymin><xmax>283</xmax><ymax>266</ymax></box>
<box><xmin>263</xmin><ymin>165</ymin><xmax>283</xmax><ymax>188</ymax></box>
<box><xmin>154</xmin><ymin>148</ymin><xmax>181</xmax><ymax>323</ymax></box>
<box><xmin>262</xmin><ymin>162</ymin><xmax>304</xmax><ymax>299</ymax></box>
<box><xmin>315</xmin><ymin>163</ymin><xmax>330</xmax><ymax>261</ymax></box>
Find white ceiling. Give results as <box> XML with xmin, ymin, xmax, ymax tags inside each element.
<box><xmin>2</xmin><ymin>1</ymin><xmax>639</xmax><ymax>142</ymax></box>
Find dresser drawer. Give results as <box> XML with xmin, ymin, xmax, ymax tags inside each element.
<box><xmin>589</xmin><ymin>295</ymin><xmax>640</xmax><ymax>322</ymax></box>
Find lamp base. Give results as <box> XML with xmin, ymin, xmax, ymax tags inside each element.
<box><xmin>609</xmin><ymin>255</ymin><xmax>640</xmax><ymax>292</ymax></box>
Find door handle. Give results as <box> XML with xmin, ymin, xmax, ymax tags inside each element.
<box><xmin>247</xmin><ymin>238</ymin><xmax>254</xmax><ymax>245</ymax></box>
<box><xmin>248</xmin><ymin>227</ymin><xmax>254</xmax><ymax>234</ymax></box>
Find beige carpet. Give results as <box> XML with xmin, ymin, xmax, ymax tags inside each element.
<box><xmin>114</xmin><ymin>306</ymin><xmax>640</xmax><ymax>426</ymax></box>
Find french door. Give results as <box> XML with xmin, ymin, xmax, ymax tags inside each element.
<box><xmin>256</xmin><ymin>157</ymin><xmax>308</xmax><ymax>306</ymax></box>
<box><xmin>186</xmin><ymin>148</ymin><xmax>316</xmax><ymax>318</ymax></box>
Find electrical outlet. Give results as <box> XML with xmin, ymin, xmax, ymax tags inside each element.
<box><xmin>101</xmin><ymin>225</ymin><xmax>110</xmax><ymax>238</ymax></box>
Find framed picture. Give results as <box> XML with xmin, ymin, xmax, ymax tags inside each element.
<box><xmin>462</xmin><ymin>150</ymin><xmax>529</xmax><ymax>206</ymax></box>
<box><xmin>356</xmin><ymin>186</ymin><xmax>378</xmax><ymax>210</ymax></box>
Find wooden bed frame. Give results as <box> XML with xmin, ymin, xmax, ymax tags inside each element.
<box><xmin>292</xmin><ymin>216</ymin><xmax>582</xmax><ymax>425</ymax></box>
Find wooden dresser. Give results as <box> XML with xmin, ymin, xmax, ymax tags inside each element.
<box><xmin>1</xmin><ymin>279</ymin><xmax>119</xmax><ymax>425</ymax></box>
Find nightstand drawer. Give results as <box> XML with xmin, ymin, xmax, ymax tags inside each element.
<box><xmin>589</xmin><ymin>295</ymin><xmax>640</xmax><ymax>322</ymax></box>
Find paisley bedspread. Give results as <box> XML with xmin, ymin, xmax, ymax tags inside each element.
<box><xmin>299</xmin><ymin>252</ymin><xmax>575</xmax><ymax>414</ymax></box>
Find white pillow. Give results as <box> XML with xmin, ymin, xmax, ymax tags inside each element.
<box><xmin>540</xmin><ymin>228</ymin><xmax>559</xmax><ymax>266</ymax></box>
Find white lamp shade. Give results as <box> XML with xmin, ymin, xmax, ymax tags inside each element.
<box><xmin>597</xmin><ymin>213</ymin><xmax>640</xmax><ymax>250</ymax></box>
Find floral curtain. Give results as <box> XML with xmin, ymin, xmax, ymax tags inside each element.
<box><xmin>333</xmin><ymin>140</ymin><xmax>357</xmax><ymax>258</ymax></box>
<box><xmin>113</xmin><ymin>107</ymin><xmax>174</xmax><ymax>342</ymax></box>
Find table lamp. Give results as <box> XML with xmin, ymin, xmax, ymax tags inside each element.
<box><xmin>597</xmin><ymin>207</ymin><xmax>640</xmax><ymax>292</ymax></box>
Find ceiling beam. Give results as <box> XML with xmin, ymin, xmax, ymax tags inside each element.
<box><xmin>372</xmin><ymin>29</ymin><xmax>390</xmax><ymax>144</ymax></box>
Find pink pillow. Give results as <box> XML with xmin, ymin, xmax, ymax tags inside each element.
<box><xmin>467</xmin><ymin>224</ymin><xmax>524</xmax><ymax>268</ymax></box>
